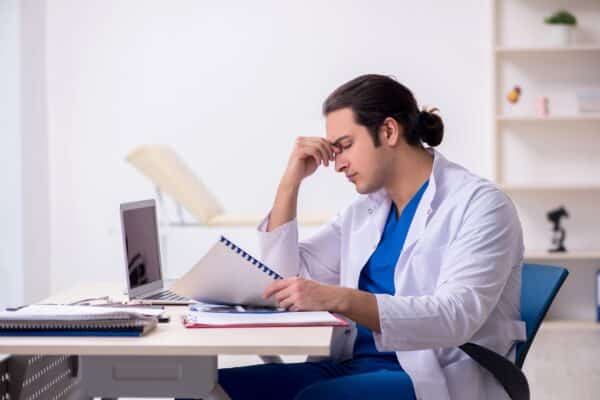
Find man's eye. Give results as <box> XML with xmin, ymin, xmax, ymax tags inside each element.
<box><xmin>342</xmin><ymin>143</ymin><xmax>352</xmax><ymax>150</ymax></box>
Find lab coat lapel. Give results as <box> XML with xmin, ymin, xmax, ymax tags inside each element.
<box><xmin>347</xmin><ymin>192</ymin><xmax>391</xmax><ymax>288</ymax></box>
<box><xmin>400</xmin><ymin>149</ymin><xmax>440</xmax><ymax>252</ymax></box>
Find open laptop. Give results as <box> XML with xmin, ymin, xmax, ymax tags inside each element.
<box><xmin>120</xmin><ymin>199</ymin><xmax>194</xmax><ymax>305</ymax></box>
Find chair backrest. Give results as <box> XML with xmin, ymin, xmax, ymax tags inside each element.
<box><xmin>516</xmin><ymin>263</ymin><xmax>569</xmax><ymax>368</ymax></box>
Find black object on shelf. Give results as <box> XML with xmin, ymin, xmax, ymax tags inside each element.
<box><xmin>547</xmin><ymin>206</ymin><xmax>569</xmax><ymax>253</ymax></box>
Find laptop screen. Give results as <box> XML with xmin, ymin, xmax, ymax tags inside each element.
<box><xmin>121</xmin><ymin>201</ymin><xmax>163</xmax><ymax>290</ymax></box>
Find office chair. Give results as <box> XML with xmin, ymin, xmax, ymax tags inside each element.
<box><xmin>260</xmin><ymin>263</ymin><xmax>569</xmax><ymax>400</ymax></box>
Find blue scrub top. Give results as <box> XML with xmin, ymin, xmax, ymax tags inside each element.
<box><xmin>353</xmin><ymin>179</ymin><xmax>430</xmax><ymax>363</ymax></box>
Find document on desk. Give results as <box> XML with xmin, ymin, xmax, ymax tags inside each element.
<box><xmin>170</xmin><ymin>236</ymin><xmax>284</xmax><ymax>308</ymax></box>
<box><xmin>0</xmin><ymin>305</ymin><xmax>158</xmax><ymax>336</ymax></box>
<box><xmin>183</xmin><ymin>309</ymin><xmax>347</xmax><ymax>328</ymax></box>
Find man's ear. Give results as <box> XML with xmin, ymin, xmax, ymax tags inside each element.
<box><xmin>379</xmin><ymin>117</ymin><xmax>402</xmax><ymax>147</ymax></box>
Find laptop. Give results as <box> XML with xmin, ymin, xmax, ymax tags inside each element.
<box><xmin>120</xmin><ymin>199</ymin><xmax>194</xmax><ymax>305</ymax></box>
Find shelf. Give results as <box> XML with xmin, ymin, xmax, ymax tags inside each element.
<box><xmin>497</xmin><ymin>115</ymin><xmax>600</xmax><ymax>123</ymax></box>
<box><xmin>500</xmin><ymin>184</ymin><xmax>600</xmax><ymax>192</ymax></box>
<box><xmin>496</xmin><ymin>45</ymin><xmax>600</xmax><ymax>54</ymax></box>
<box><xmin>540</xmin><ymin>320</ymin><xmax>600</xmax><ymax>332</ymax></box>
<box><xmin>525</xmin><ymin>251</ymin><xmax>600</xmax><ymax>260</ymax></box>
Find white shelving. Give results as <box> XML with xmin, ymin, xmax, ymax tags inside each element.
<box><xmin>492</xmin><ymin>0</ymin><xmax>600</xmax><ymax>329</ymax></box>
<box><xmin>496</xmin><ymin>45</ymin><xmax>600</xmax><ymax>54</ymax></box>
<box><xmin>500</xmin><ymin>184</ymin><xmax>600</xmax><ymax>192</ymax></box>
<box><xmin>525</xmin><ymin>251</ymin><xmax>600</xmax><ymax>260</ymax></box>
<box><xmin>541</xmin><ymin>320</ymin><xmax>600</xmax><ymax>331</ymax></box>
<box><xmin>497</xmin><ymin>115</ymin><xmax>600</xmax><ymax>122</ymax></box>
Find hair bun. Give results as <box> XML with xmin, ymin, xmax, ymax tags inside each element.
<box><xmin>415</xmin><ymin>108</ymin><xmax>444</xmax><ymax>147</ymax></box>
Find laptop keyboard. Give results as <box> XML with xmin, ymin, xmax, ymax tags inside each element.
<box><xmin>145</xmin><ymin>290</ymin><xmax>190</xmax><ymax>302</ymax></box>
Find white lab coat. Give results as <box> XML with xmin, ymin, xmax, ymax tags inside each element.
<box><xmin>257</xmin><ymin>148</ymin><xmax>526</xmax><ymax>400</ymax></box>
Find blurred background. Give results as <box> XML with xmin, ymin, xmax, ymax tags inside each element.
<box><xmin>1</xmin><ymin>1</ymin><xmax>599</xmax><ymax>398</ymax></box>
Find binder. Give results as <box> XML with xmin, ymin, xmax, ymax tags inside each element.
<box><xmin>0</xmin><ymin>305</ymin><xmax>158</xmax><ymax>336</ymax></box>
<box><xmin>170</xmin><ymin>236</ymin><xmax>284</xmax><ymax>307</ymax></box>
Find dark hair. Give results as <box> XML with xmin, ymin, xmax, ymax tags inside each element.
<box><xmin>322</xmin><ymin>74</ymin><xmax>444</xmax><ymax>147</ymax></box>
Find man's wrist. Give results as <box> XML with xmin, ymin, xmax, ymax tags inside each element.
<box><xmin>332</xmin><ymin>287</ymin><xmax>352</xmax><ymax>314</ymax></box>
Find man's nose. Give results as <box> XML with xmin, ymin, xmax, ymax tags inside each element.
<box><xmin>335</xmin><ymin>155</ymin><xmax>347</xmax><ymax>173</ymax></box>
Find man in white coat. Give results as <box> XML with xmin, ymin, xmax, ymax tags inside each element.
<box><xmin>217</xmin><ymin>74</ymin><xmax>526</xmax><ymax>400</ymax></box>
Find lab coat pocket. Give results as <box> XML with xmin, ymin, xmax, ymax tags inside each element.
<box><xmin>409</xmin><ymin>246</ymin><xmax>448</xmax><ymax>294</ymax></box>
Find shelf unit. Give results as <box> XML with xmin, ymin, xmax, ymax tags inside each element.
<box><xmin>540</xmin><ymin>319</ymin><xmax>600</xmax><ymax>332</ymax></box>
<box><xmin>497</xmin><ymin>114</ymin><xmax>600</xmax><ymax>122</ymax></box>
<box><xmin>496</xmin><ymin>45</ymin><xmax>600</xmax><ymax>54</ymax></box>
<box><xmin>500</xmin><ymin>184</ymin><xmax>600</xmax><ymax>192</ymax></box>
<box><xmin>492</xmin><ymin>0</ymin><xmax>600</xmax><ymax>329</ymax></box>
<box><xmin>525</xmin><ymin>251</ymin><xmax>600</xmax><ymax>261</ymax></box>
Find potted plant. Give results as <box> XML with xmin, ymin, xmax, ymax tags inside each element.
<box><xmin>544</xmin><ymin>10</ymin><xmax>577</xmax><ymax>46</ymax></box>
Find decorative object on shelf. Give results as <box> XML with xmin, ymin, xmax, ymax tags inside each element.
<box><xmin>506</xmin><ymin>85</ymin><xmax>521</xmax><ymax>104</ymax></box>
<box><xmin>547</xmin><ymin>206</ymin><xmax>569</xmax><ymax>253</ymax></box>
<box><xmin>576</xmin><ymin>89</ymin><xmax>600</xmax><ymax>113</ymax></box>
<box><xmin>544</xmin><ymin>10</ymin><xmax>577</xmax><ymax>46</ymax></box>
<box><xmin>536</xmin><ymin>96</ymin><xmax>549</xmax><ymax>116</ymax></box>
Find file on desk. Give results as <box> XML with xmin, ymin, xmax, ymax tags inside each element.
<box><xmin>183</xmin><ymin>309</ymin><xmax>348</xmax><ymax>328</ymax></box>
<box><xmin>0</xmin><ymin>305</ymin><xmax>158</xmax><ymax>336</ymax></box>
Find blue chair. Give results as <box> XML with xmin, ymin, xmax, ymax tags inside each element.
<box><xmin>461</xmin><ymin>263</ymin><xmax>569</xmax><ymax>400</ymax></box>
<box><xmin>515</xmin><ymin>263</ymin><xmax>569</xmax><ymax>368</ymax></box>
<box><xmin>259</xmin><ymin>263</ymin><xmax>569</xmax><ymax>400</ymax></box>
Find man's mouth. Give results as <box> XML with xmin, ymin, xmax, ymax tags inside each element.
<box><xmin>346</xmin><ymin>173</ymin><xmax>357</xmax><ymax>182</ymax></box>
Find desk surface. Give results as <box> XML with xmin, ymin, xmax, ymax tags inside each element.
<box><xmin>0</xmin><ymin>283</ymin><xmax>334</xmax><ymax>356</ymax></box>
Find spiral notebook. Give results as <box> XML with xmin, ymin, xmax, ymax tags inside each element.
<box><xmin>170</xmin><ymin>236</ymin><xmax>284</xmax><ymax>307</ymax></box>
<box><xmin>0</xmin><ymin>305</ymin><xmax>158</xmax><ymax>337</ymax></box>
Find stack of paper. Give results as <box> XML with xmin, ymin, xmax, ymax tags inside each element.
<box><xmin>0</xmin><ymin>305</ymin><xmax>159</xmax><ymax>336</ymax></box>
<box><xmin>184</xmin><ymin>308</ymin><xmax>347</xmax><ymax>328</ymax></box>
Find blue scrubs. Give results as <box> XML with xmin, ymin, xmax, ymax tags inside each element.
<box><xmin>191</xmin><ymin>181</ymin><xmax>429</xmax><ymax>400</ymax></box>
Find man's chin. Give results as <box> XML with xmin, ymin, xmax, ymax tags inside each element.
<box><xmin>354</xmin><ymin>182</ymin><xmax>376</xmax><ymax>195</ymax></box>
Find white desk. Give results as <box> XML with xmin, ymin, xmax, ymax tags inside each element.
<box><xmin>0</xmin><ymin>283</ymin><xmax>336</xmax><ymax>399</ymax></box>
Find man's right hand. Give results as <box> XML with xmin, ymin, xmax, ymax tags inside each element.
<box><xmin>267</xmin><ymin>137</ymin><xmax>338</xmax><ymax>231</ymax></box>
<box><xmin>281</xmin><ymin>137</ymin><xmax>338</xmax><ymax>188</ymax></box>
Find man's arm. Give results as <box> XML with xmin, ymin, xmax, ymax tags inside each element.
<box><xmin>267</xmin><ymin>137</ymin><xmax>336</xmax><ymax>231</ymax></box>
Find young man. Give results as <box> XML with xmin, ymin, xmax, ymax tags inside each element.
<box><xmin>218</xmin><ymin>74</ymin><xmax>525</xmax><ymax>400</ymax></box>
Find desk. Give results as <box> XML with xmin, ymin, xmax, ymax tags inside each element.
<box><xmin>0</xmin><ymin>283</ymin><xmax>335</xmax><ymax>399</ymax></box>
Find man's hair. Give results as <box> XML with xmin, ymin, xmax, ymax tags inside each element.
<box><xmin>323</xmin><ymin>74</ymin><xmax>443</xmax><ymax>147</ymax></box>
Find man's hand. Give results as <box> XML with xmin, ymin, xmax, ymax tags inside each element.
<box><xmin>281</xmin><ymin>137</ymin><xmax>338</xmax><ymax>188</ymax></box>
<box><xmin>262</xmin><ymin>277</ymin><xmax>345</xmax><ymax>312</ymax></box>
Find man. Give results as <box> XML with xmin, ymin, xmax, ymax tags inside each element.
<box><xmin>218</xmin><ymin>74</ymin><xmax>525</xmax><ymax>400</ymax></box>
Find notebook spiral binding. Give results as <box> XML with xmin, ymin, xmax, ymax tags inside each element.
<box><xmin>0</xmin><ymin>319</ymin><xmax>149</xmax><ymax>330</ymax></box>
<box><xmin>220</xmin><ymin>236</ymin><xmax>283</xmax><ymax>280</ymax></box>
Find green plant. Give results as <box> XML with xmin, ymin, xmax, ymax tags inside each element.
<box><xmin>544</xmin><ymin>10</ymin><xmax>577</xmax><ymax>26</ymax></box>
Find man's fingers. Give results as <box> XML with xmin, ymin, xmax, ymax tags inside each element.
<box><xmin>319</xmin><ymin>138</ymin><xmax>335</xmax><ymax>160</ymax></box>
<box><xmin>302</xmin><ymin>138</ymin><xmax>335</xmax><ymax>165</ymax></box>
<box><xmin>278</xmin><ymin>295</ymin><xmax>294</xmax><ymax>310</ymax></box>
<box><xmin>263</xmin><ymin>279</ymin><xmax>289</xmax><ymax>299</ymax></box>
<box><xmin>263</xmin><ymin>277</ymin><xmax>298</xmax><ymax>299</ymax></box>
<box><xmin>304</xmin><ymin>146</ymin><xmax>325</xmax><ymax>167</ymax></box>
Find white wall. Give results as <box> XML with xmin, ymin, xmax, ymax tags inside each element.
<box><xmin>0</xmin><ymin>0</ymin><xmax>23</xmax><ymax>306</ymax></box>
<box><xmin>44</xmin><ymin>0</ymin><xmax>493</xmax><ymax>293</ymax></box>
<box><xmin>21</xmin><ymin>0</ymin><xmax>51</xmax><ymax>303</ymax></box>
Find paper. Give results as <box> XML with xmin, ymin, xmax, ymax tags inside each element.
<box><xmin>0</xmin><ymin>305</ymin><xmax>164</xmax><ymax>321</ymax></box>
<box><xmin>185</xmin><ymin>310</ymin><xmax>345</xmax><ymax>327</ymax></box>
<box><xmin>170</xmin><ymin>236</ymin><xmax>282</xmax><ymax>307</ymax></box>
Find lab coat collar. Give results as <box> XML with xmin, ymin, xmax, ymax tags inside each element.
<box><xmin>366</xmin><ymin>147</ymin><xmax>444</xmax><ymax>249</ymax></box>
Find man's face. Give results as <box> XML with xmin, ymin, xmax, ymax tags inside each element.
<box><xmin>325</xmin><ymin>107</ymin><xmax>389</xmax><ymax>194</ymax></box>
